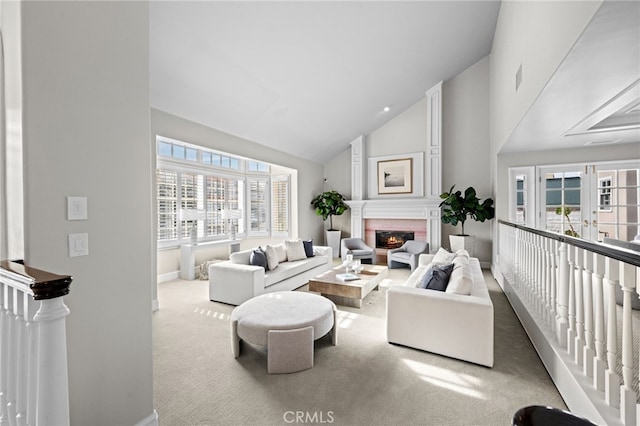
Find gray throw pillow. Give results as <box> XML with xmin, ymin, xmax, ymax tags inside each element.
<box><xmin>250</xmin><ymin>247</ymin><xmax>268</xmax><ymax>270</ymax></box>
<box><xmin>418</xmin><ymin>263</ymin><xmax>454</xmax><ymax>291</ymax></box>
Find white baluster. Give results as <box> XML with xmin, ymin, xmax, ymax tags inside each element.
<box><xmin>543</xmin><ymin>238</ymin><xmax>551</xmax><ymax>328</ymax></box>
<box><xmin>620</xmin><ymin>262</ymin><xmax>637</xmax><ymax>425</ymax></box>
<box><xmin>574</xmin><ymin>248</ymin><xmax>585</xmax><ymax>366</ymax></box>
<box><xmin>556</xmin><ymin>242</ymin><xmax>569</xmax><ymax>347</ymax></box>
<box><xmin>605</xmin><ymin>258</ymin><xmax>620</xmax><ymax>408</ymax></box>
<box><xmin>566</xmin><ymin>245</ymin><xmax>576</xmax><ymax>356</ymax></box>
<box><xmin>15</xmin><ymin>293</ymin><xmax>27</xmax><ymax>426</ymax></box>
<box><xmin>583</xmin><ymin>251</ymin><xmax>595</xmax><ymax>378</ymax></box>
<box><xmin>592</xmin><ymin>253</ymin><xmax>606</xmax><ymax>391</ymax></box>
<box><xmin>549</xmin><ymin>239</ymin><xmax>557</xmax><ymax>331</ymax></box>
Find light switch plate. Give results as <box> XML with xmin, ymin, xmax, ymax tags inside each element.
<box><xmin>69</xmin><ymin>233</ymin><xmax>89</xmax><ymax>257</ymax></box>
<box><xmin>67</xmin><ymin>196</ymin><xmax>88</xmax><ymax>220</ymax></box>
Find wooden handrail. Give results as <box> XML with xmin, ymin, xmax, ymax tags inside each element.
<box><xmin>0</xmin><ymin>260</ymin><xmax>72</xmax><ymax>300</ymax></box>
<box><xmin>498</xmin><ymin>220</ymin><xmax>640</xmax><ymax>267</ymax></box>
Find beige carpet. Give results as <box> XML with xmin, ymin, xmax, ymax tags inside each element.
<box><xmin>153</xmin><ymin>267</ymin><xmax>566</xmax><ymax>426</ymax></box>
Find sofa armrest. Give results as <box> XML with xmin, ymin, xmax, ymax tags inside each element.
<box><xmin>386</xmin><ymin>285</ymin><xmax>494</xmax><ymax>367</ymax></box>
<box><xmin>418</xmin><ymin>254</ymin><xmax>435</xmax><ymax>266</ymax></box>
<box><xmin>209</xmin><ymin>262</ymin><xmax>265</xmax><ymax>306</ymax></box>
<box><xmin>313</xmin><ymin>245</ymin><xmax>333</xmax><ymax>259</ymax></box>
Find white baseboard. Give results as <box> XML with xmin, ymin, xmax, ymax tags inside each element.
<box><xmin>158</xmin><ymin>271</ymin><xmax>179</xmax><ymax>283</ymax></box>
<box><xmin>135</xmin><ymin>410</ymin><xmax>158</xmax><ymax>426</ymax></box>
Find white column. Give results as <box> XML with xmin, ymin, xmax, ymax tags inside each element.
<box><xmin>350</xmin><ymin>136</ymin><xmax>365</xmax><ymax>201</ymax></box>
<box><xmin>425</xmin><ymin>81</ymin><xmax>442</xmax><ymax>201</ymax></box>
<box><xmin>33</xmin><ymin>298</ymin><xmax>70</xmax><ymax>426</ymax></box>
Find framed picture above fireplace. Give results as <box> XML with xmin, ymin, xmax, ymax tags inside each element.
<box><xmin>377</xmin><ymin>158</ymin><xmax>412</xmax><ymax>194</ymax></box>
<box><xmin>368</xmin><ymin>152</ymin><xmax>423</xmax><ymax>198</ymax></box>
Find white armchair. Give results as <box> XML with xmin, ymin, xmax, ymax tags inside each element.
<box><xmin>387</xmin><ymin>240</ymin><xmax>429</xmax><ymax>271</ymax></box>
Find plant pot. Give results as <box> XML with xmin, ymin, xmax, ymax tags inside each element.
<box><xmin>449</xmin><ymin>235</ymin><xmax>476</xmax><ymax>257</ymax></box>
<box><xmin>325</xmin><ymin>230</ymin><xmax>341</xmax><ymax>259</ymax></box>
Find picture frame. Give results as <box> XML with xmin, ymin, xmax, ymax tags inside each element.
<box><xmin>377</xmin><ymin>158</ymin><xmax>413</xmax><ymax>194</ymax></box>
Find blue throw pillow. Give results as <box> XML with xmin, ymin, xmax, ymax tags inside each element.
<box><xmin>250</xmin><ymin>247</ymin><xmax>268</xmax><ymax>270</ymax></box>
<box><xmin>303</xmin><ymin>239</ymin><xmax>315</xmax><ymax>257</ymax></box>
<box><xmin>418</xmin><ymin>263</ymin><xmax>454</xmax><ymax>291</ymax></box>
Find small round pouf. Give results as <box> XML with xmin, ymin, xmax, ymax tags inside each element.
<box><xmin>231</xmin><ymin>291</ymin><xmax>337</xmax><ymax>374</ymax></box>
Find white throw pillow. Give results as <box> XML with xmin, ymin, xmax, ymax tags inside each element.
<box><xmin>446</xmin><ymin>256</ymin><xmax>473</xmax><ymax>295</ymax></box>
<box><xmin>285</xmin><ymin>239</ymin><xmax>307</xmax><ymax>261</ymax></box>
<box><xmin>273</xmin><ymin>243</ymin><xmax>288</xmax><ymax>262</ymax></box>
<box><xmin>265</xmin><ymin>245</ymin><xmax>279</xmax><ymax>270</ymax></box>
<box><xmin>431</xmin><ymin>247</ymin><xmax>455</xmax><ymax>266</ymax></box>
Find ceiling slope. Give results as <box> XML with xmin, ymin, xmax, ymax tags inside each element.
<box><xmin>150</xmin><ymin>1</ymin><xmax>501</xmax><ymax>164</ymax></box>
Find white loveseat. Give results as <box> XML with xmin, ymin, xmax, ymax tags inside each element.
<box><xmin>209</xmin><ymin>245</ymin><xmax>332</xmax><ymax>306</ymax></box>
<box><xmin>386</xmin><ymin>251</ymin><xmax>494</xmax><ymax>367</ymax></box>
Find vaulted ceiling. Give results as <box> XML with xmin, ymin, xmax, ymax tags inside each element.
<box><xmin>150</xmin><ymin>1</ymin><xmax>501</xmax><ymax>164</ymax></box>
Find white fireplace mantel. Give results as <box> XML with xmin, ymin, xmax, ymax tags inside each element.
<box><xmin>346</xmin><ymin>81</ymin><xmax>443</xmax><ymax>253</ymax></box>
<box><xmin>346</xmin><ymin>198</ymin><xmax>442</xmax><ymax>252</ymax></box>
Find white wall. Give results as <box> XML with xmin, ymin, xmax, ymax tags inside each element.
<box><xmin>21</xmin><ymin>2</ymin><xmax>154</xmax><ymax>425</ymax></box>
<box><xmin>490</xmin><ymin>0</ymin><xmax>601</xmax><ymax>154</ymax></box>
<box><xmin>442</xmin><ymin>56</ymin><xmax>492</xmax><ymax>263</ymax></box>
<box><xmin>151</xmin><ymin>109</ymin><xmax>325</xmax><ymax>275</ymax></box>
<box><xmin>322</xmin><ymin>146</ymin><xmax>351</xmax><ymax>237</ymax></box>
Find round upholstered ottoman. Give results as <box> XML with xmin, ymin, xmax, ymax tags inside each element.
<box><xmin>230</xmin><ymin>291</ymin><xmax>337</xmax><ymax>374</ymax></box>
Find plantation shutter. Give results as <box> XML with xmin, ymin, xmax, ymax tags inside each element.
<box><xmin>271</xmin><ymin>176</ymin><xmax>289</xmax><ymax>236</ymax></box>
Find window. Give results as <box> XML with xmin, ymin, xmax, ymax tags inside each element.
<box><xmin>598</xmin><ymin>177</ymin><xmax>612</xmax><ymax>211</ymax></box>
<box><xmin>156</xmin><ymin>136</ymin><xmax>292</xmax><ymax>246</ymax></box>
<box><xmin>157</xmin><ymin>169</ymin><xmax>177</xmax><ymax>241</ymax></box>
<box><xmin>271</xmin><ymin>176</ymin><xmax>289</xmax><ymax>236</ymax></box>
<box><xmin>543</xmin><ymin>171</ymin><xmax>582</xmax><ymax>237</ymax></box>
<box><xmin>249</xmin><ymin>178</ymin><xmax>269</xmax><ymax>235</ymax></box>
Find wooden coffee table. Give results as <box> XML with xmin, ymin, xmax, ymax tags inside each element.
<box><xmin>308</xmin><ymin>265</ymin><xmax>389</xmax><ymax>308</ymax></box>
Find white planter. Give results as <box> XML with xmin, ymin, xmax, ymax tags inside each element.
<box><xmin>449</xmin><ymin>235</ymin><xmax>476</xmax><ymax>257</ymax></box>
<box><xmin>325</xmin><ymin>230</ymin><xmax>341</xmax><ymax>259</ymax></box>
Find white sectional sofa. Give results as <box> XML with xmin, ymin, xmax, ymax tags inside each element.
<box><xmin>386</xmin><ymin>250</ymin><xmax>494</xmax><ymax>367</ymax></box>
<box><xmin>209</xmin><ymin>244</ymin><xmax>332</xmax><ymax>306</ymax></box>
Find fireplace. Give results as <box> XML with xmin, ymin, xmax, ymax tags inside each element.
<box><xmin>375</xmin><ymin>230</ymin><xmax>415</xmax><ymax>249</ymax></box>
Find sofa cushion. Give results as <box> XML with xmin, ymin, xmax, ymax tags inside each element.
<box><xmin>250</xmin><ymin>247</ymin><xmax>268</xmax><ymax>270</ymax></box>
<box><xmin>303</xmin><ymin>239</ymin><xmax>315</xmax><ymax>257</ymax></box>
<box><xmin>391</xmin><ymin>252</ymin><xmax>412</xmax><ymax>261</ymax></box>
<box><xmin>265</xmin><ymin>245</ymin><xmax>279</xmax><ymax>270</ymax></box>
<box><xmin>230</xmin><ymin>250</ymin><xmax>252</xmax><ymax>265</ymax></box>
<box><xmin>405</xmin><ymin>265</ymin><xmax>429</xmax><ymax>288</ymax></box>
<box><xmin>285</xmin><ymin>239</ymin><xmax>308</xmax><ymax>261</ymax></box>
<box><xmin>431</xmin><ymin>247</ymin><xmax>456</xmax><ymax>266</ymax></box>
<box><xmin>264</xmin><ymin>255</ymin><xmax>328</xmax><ymax>287</ymax></box>
<box><xmin>446</xmin><ymin>256</ymin><xmax>473</xmax><ymax>295</ymax></box>
<box><xmin>274</xmin><ymin>243</ymin><xmax>288</xmax><ymax>262</ymax></box>
<box><xmin>418</xmin><ymin>263</ymin><xmax>454</xmax><ymax>291</ymax></box>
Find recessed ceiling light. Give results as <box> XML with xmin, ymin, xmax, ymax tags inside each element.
<box><xmin>383</xmin><ymin>106</ymin><xmax>390</xmax><ymax>113</ymax></box>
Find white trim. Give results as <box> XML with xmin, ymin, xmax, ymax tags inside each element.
<box><xmin>367</xmin><ymin>152</ymin><xmax>424</xmax><ymax>199</ymax></box>
<box><xmin>425</xmin><ymin>81</ymin><xmax>443</xmax><ymax>201</ymax></box>
<box><xmin>152</xmin><ymin>299</ymin><xmax>159</xmax><ymax>312</ymax></box>
<box><xmin>135</xmin><ymin>410</ymin><xmax>159</xmax><ymax>426</ymax></box>
<box><xmin>157</xmin><ymin>271</ymin><xmax>179</xmax><ymax>283</ymax></box>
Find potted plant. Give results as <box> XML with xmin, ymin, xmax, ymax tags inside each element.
<box><xmin>439</xmin><ymin>185</ymin><xmax>495</xmax><ymax>256</ymax></box>
<box><xmin>311</xmin><ymin>190</ymin><xmax>349</xmax><ymax>258</ymax></box>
